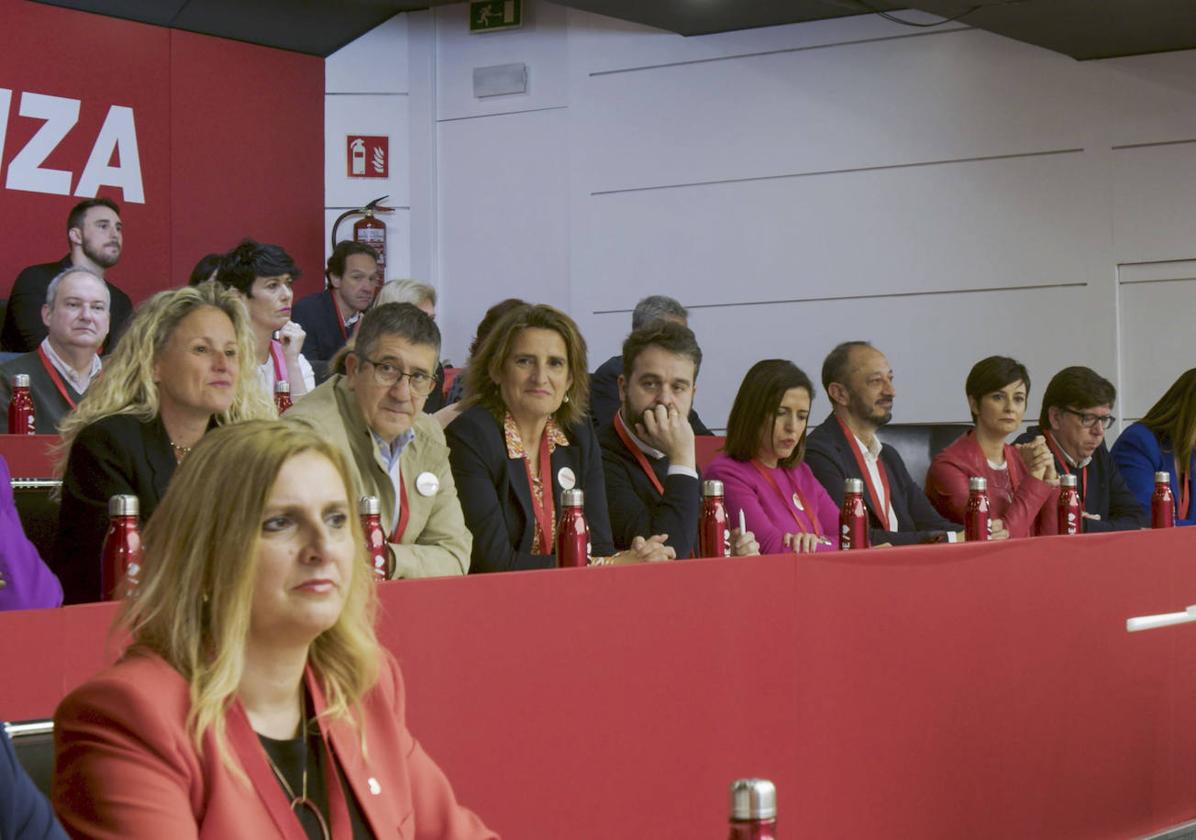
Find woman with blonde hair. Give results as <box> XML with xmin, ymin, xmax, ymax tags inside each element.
<box><xmin>53</xmin><ymin>420</ymin><xmax>496</xmax><ymax>838</ymax></box>
<box><xmin>53</xmin><ymin>281</ymin><xmax>274</xmax><ymax>604</ymax></box>
<box><xmin>446</xmin><ymin>303</ymin><xmax>672</xmax><ymax>572</ymax></box>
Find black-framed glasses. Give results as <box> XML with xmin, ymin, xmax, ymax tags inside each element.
<box><xmin>360</xmin><ymin>357</ymin><xmax>436</xmax><ymax>396</ymax></box>
<box><xmin>1063</xmin><ymin>408</ymin><xmax>1115</xmax><ymax>430</ymax></box>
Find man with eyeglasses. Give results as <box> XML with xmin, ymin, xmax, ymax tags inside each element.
<box><xmin>1015</xmin><ymin>366</ymin><xmax>1146</xmax><ymax>532</ymax></box>
<box><xmin>286</xmin><ymin>303</ymin><xmax>472</xmax><ymax>577</ymax></box>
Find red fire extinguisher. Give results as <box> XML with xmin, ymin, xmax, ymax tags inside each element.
<box><xmin>331</xmin><ymin>195</ymin><xmax>393</xmax><ymax>283</ymax></box>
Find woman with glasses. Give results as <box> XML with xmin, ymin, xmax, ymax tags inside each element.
<box><xmin>925</xmin><ymin>355</ymin><xmax>1059</xmax><ymax>538</ymax></box>
<box><xmin>1014</xmin><ymin>366</ymin><xmax>1147</xmax><ymax>532</ymax></box>
<box><xmin>446</xmin><ymin>303</ymin><xmax>673</xmax><ymax>572</ymax></box>
<box><xmin>1112</xmin><ymin>368</ymin><xmax>1196</xmax><ymax>527</ymax></box>
<box><xmin>53</xmin><ymin>421</ymin><xmax>496</xmax><ymax>839</ymax></box>
<box><xmin>286</xmin><ymin>304</ymin><xmax>472</xmax><ymax>578</ymax></box>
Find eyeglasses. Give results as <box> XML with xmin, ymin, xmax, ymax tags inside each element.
<box><xmin>1063</xmin><ymin>408</ymin><xmax>1115</xmax><ymax>430</ymax></box>
<box><xmin>359</xmin><ymin>357</ymin><xmax>436</xmax><ymax>396</ymax></box>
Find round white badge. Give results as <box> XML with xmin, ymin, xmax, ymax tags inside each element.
<box><xmin>557</xmin><ymin>467</ymin><xmax>576</xmax><ymax>490</ymax></box>
<box><xmin>416</xmin><ymin>471</ymin><xmax>439</xmax><ymax>497</ymax></box>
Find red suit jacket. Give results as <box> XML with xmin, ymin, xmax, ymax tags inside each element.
<box><xmin>53</xmin><ymin>651</ymin><xmax>497</xmax><ymax>839</ymax></box>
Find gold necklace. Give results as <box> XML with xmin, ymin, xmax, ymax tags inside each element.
<box><xmin>261</xmin><ymin>695</ymin><xmax>331</xmax><ymax>840</ymax></box>
<box><xmin>169</xmin><ymin>441</ymin><xmax>192</xmax><ymax>461</ymax></box>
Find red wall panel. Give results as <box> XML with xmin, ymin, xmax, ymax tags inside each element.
<box><xmin>0</xmin><ymin>0</ymin><xmax>322</xmax><ymax>305</ymax></box>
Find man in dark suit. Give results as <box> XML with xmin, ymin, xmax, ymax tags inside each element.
<box><xmin>806</xmin><ymin>341</ymin><xmax>963</xmax><ymax>546</ymax></box>
<box><xmin>2</xmin><ymin>198</ymin><xmax>133</xmax><ymax>352</ymax></box>
<box><xmin>590</xmin><ymin>295</ymin><xmax>712</xmax><ymax>434</ymax></box>
<box><xmin>291</xmin><ymin>240</ymin><xmax>378</xmax><ymax>374</ymax></box>
<box><xmin>0</xmin><ymin>727</ymin><xmax>68</xmax><ymax>838</ymax></box>
<box><xmin>598</xmin><ymin>321</ymin><xmax>757</xmax><ymax>558</ymax></box>
<box><xmin>1015</xmin><ymin>366</ymin><xmax>1146</xmax><ymax>532</ymax></box>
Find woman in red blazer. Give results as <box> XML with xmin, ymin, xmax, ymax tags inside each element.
<box><xmin>925</xmin><ymin>356</ymin><xmax>1059</xmax><ymax>538</ymax></box>
<box><xmin>53</xmin><ymin>420</ymin><xmax>496</xmax><ymax>839</ymax></box>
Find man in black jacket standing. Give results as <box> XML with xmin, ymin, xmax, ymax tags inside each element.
<box><xmin>2</xmin><ymin>198</ymin><xmax>132</xmax><ymax>352</ymax></box>
<box><xmin>806</xmin><ymin>341</ymin><xmax>964</xmax><ymax>546</ymax></box>
<box><xmin>1015</xmin><ymin>366</ymin><xmax>1146</xmax><ymax>532</ymax></box>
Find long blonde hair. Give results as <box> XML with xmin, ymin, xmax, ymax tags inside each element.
<box><xmin>57</xmin><ymin>281</ymin><xmax>274</xmax><ymax>467</ymax></box>
<box><xmin>120</xmin><ymin>420</ymin><xmax>380</xmax><ymax>775</ymax></box>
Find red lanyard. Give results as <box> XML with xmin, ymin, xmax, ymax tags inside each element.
<box><xmin>328</xmin><ymin>290</ymin><xmax>350</xmax><ymax>341</ymax></box>
<box><xmin>390</xmin><ymin>477</ymin><xmax>410</xmax><ymax>543</ymax></box>
<box><xmin>1176</xmin><ymin>456</ymin><xmax>1191</xmax><ymax>520</ymax></box>
<box><xmin>614</xmin><ymin>411</ymin><xmax>664</xmax><ymax>496</ymax></box>
<box><xmin>751</xmin><ymin>460</ymin><xmax>823</xmax><ymax>538</ymax></box>
<box><xmin>836</xmin><ymin>416</ymin><xmax>892</xmax><ymax>527</ymax></box>
<box><xmin>524</xmin><ymin>431</ymin><xmax>556</xmax><ymax>553</ymax></box>
<box><xmin>1044</xmin><ymin>430</ymin><xmax>1087</xmax><ymax>506</ymax></box>
<box><xmin>36</xmin><ymin>345</ymin><xmax>78</xmax><ymax>410</ymax></box>
<box><xmin>269</xmin><ymin>339</ymin><xmax>287</xmax><ymax>383</ymax></box>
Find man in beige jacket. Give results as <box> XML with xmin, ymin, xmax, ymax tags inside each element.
<box><xmin>286</xmin><ymin>303</ymin><xmax>471</xmax><ymax>577</ymax></box>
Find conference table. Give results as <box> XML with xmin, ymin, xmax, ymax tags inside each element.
<box><xmin>4</xmin><ymin>527</ymin><xmax>1196</xmax><ymax>838</ymax></box>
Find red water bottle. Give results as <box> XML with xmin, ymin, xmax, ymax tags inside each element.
<box><xmin>7</xmin><ymin>373</ymin><xmax>35</xmax><ymax>434</ymax></box>
<box><xmin>839</xmin><ymin>477</ymin><xmax>869</xmax><ymax>550</ymax></box>
<box><xmin>1152</xmin><ymin>471</ymin><xmax>1174</xmax><ymax>529</ymax></box>
<box><xmin>699</xmin><ymin>479</ymin><xmax>731</xmax><ymax>558</ymax></box>
<box><xmin>360</xmin><ymin>495</ymin><xmax>394</xmax><ymax>579</ymax></box>
<box><xmin>728</xmin><ymin>778</ymin><xmax>776</xmax><ymax>840</ymax></box>
<box><xmin>1057</xmin><ymin>473</ymin><xmax>1081</xmax><ymax>535</ymax></box>
<box><xmin>100</xmin><ymin>495</ymin><xmax>141</xmax><ymax>600</ymax></box>
<box><xmin>965</xmin><ymin>476</ymin><xmax>990</xmax><ymax>542</ymax></box>
<box><xmin>556</xmin><ymin>488</ymin><xmax>590</xmax><ymax>568</ymax></box>
<box><xmin>274</xmin><ymin>380</ymin><xmax>292</xmax><ymax>414</ymax></box>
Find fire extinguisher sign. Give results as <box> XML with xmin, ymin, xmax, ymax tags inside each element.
<box><xmin>346</xmin><ymin>136</ymin><xmax>388</xmax><ymax>178</ymax></box>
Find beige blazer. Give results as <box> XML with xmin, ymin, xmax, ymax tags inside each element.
<box><xmin>286</xmin><ymin>375</ymin><xmax>471</xmax><ymax>578</ymax></box>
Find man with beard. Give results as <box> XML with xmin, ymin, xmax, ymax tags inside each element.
<box><xmin>2</xmin><ymin>198</ymin><xmax>133</xmax><ymax>352</ymax></box>
<box><xmin>0</xmin><ymin>267</ymin><xmax>109</xmax><ymax>432</ymax></box>
<box><xmin>598</xmin><ymin>320</ymin><xmax>758</xmax><ymax>558</ymax></box>
<box><xmin>806</xmin><ymin>341</ymin><xmax>964</xmax><ymax>545</ymax></box>
<box><xmin>291</xmin><ymin>240</ymin><xmax>379</xmax><ymax>374</ymax></box>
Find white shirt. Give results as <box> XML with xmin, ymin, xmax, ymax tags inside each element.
<box><xmin>373</xmin><ymin>428</ymin><xmax>416</xmax><ymax>530</ymax></box>
<box><xmin>256</xmin><ymin>353</ymin><xmax>316</xmax><ymax>397</ymax></box>
<box><xmin>620</xmin><ymin>411</ymin><xmax>699</xmax><ymax>480</ymax></box>
<box><xmin>854</xmin><ymin>433</ymin><xmax>898</xmax><ymax>531</ymax></box>
<box><xmin>40</xmin><ymin>337</ymin><xmax>101</xmax><ymax>395</ymax></box>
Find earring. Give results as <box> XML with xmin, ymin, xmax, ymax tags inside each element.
<box><xmin>563</xmin><ymin>394</ymin><xmax>570</xmax><ymax>404</ymax></box>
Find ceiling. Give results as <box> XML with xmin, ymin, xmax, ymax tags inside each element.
<box><xmin>30</xmin><ymin>0</ymin><xmax>1196</xmax><ymax>60</ymax></box>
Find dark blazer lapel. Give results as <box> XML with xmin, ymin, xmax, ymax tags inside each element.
<box><xmin>143</xmin><ymin>416</ymin><xmax>177</xmax><ymax>503</ymax></box>
<box><xmin>226</xmin><ymin>702</ymin><xmax>308</xmax><ymax>840</ymax></box>
<box><xmin>505</xmin><ymin>456</ymin><xmax>535</xmax><ymax>551</ymax></box>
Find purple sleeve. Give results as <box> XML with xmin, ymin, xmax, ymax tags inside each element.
<box><xmin>0</xmin><ymin>457</ymin><xmax>62</xmax><ymax>611</ymax></box>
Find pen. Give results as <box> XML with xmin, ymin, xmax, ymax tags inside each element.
<box><xmin>738</xmin><ymin>508</ymin><xmax>746</xmax><ymax>534</ymax></box>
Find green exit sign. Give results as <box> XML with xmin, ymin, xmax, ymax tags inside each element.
<box><xmin>470</xmin><ymin>0</ymin><xmax>522</xmax><ymax>33</ymax></box>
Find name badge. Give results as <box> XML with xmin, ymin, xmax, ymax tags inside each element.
<box><xmin>557</xmin><ymin>467</ymin><xmax>576</xmax><ymax>490</ymax></box>
<box><xmin>792</xmin><ymin>492</ymin><xmax>805</xmax><ymax>511</ymax></box>
<box><xmin>416</xmin><ymin>471</ymin><xmax>439</xmax><ymax>496</ymax></box>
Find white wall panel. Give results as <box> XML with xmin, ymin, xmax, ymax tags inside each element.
<box><xmin>1118</xmin><ymin>261</ymin><xmax>1196</xmax><ymax>420</ymax></box>
<box><xmin>325</xmin><ymin>14</ymin><xmax>409</xmax><ymax>94</ymax></box>
<box><xmin>435</xmin><ymin>1</ymin><xmax>568</xmax><ymax>122</ymax></box>
<box><xmin>1111</xmin><ymin>143</ymin><xmax>1196</xmax><ymax>262</ymax></box>
<box><xmin>1100</xmin><ymin>50</ymin><xmax>1196</xmax><ymax>148</ymax></box>
<box><xmin>437</xmin><ymin>108</ymin><xmax>570</xmax><ymax>366</ymax></box>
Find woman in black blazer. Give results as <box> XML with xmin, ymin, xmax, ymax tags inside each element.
<box><xmin>446</xmin><ymin>303</ymin><xmax>672</xmax><ymax>573</ymax></box>
<box><xmin>53</xmin><ymin>282</ymin><xmax>274</xmax><ymax>604</ymax></box>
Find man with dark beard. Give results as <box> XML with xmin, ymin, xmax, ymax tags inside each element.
<box><xmin>2</xmin><ymin>198</ymin><xmax>133</xmax><ymax>352</ymax></box>
<box><xmin>806</xmin><ymin>341</ymin><xmax>963</xmax><ymax>545</ymax></box>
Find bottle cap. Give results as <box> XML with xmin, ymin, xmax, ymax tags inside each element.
<box><xmin>561</xmin><ymin>488</ymin><xmax>584</xmax><ymax>507</ymax></box>
<box><xmin>729</xmin><ymin>778</ymin><xmax>776</xmax><ymax>821</ymax></box>
<box><xmin>702</xmin><ymin>479</ymin><xmax>725</xmax><ymax>497</ymax></box>
<box><xmin>12</xmin><ymin>373</ymin><xmax>29</xmax><ymax>388</ymax></box>
<box><xmin>844</xmin><ymin>477</ymin><xmax>864</xmax><ymax>494</ymax></box>
<box><xmin>1059</xmin><ymin>473</ymin><xmax>1077</xmax><ymax>488</ymax></box>
<box><xmin>968</xmin><ymin>476</ymin><xmax>987</xmax><ymax>492</ymax></box>
<box><xmin>275</xmin><ymin>380</ymin><xmax>290</xmax><ymax>394</ymax></box>
<box><xmin>1156</xmin><ymin>471</ymin><xmax>1171</xmax><ymax>484</ymax></box>
<box><xmin>108</xmin><ymin>494</ymin><xmax>138</xmax><ymax>517</ymax></box>
<box><xmin>359</xmin><ymin>495</ymin><xmax>381</xmax><ymax>515</ymax></box>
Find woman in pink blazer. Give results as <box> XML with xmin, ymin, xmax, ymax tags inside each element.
<box><xmin>705</xmin><ymin>360</ymin><xmax>839</xmax><ymax>554</ymax></box>
<box><xmin>53</xmin><ymin>421</ymin><xmax>496</xmax><ymax>839</ymax></box>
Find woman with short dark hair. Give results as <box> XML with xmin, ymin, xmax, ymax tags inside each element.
<box><xmin>925</xmin><ymin>355</ymin><xmax>1058</xmax><ymax>538</ymax></box>
<box><xmin>704</xmin><ymin>359</ymin><xmax>839</xmax><ymax>554</ymax></box>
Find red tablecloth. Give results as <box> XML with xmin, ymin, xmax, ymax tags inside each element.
<box><xmin>3</xmin><ymin>529</ymin><xmax>1196</xmax><ymax>838</ymax></box>
<box><xmin>0</xmin><ymin>435</ymin><xmax>60</xmax><ymax>478</ymax></box>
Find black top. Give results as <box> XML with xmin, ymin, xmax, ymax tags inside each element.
<box><xmin>54</xmin><ymin>413</ymin><xmax>178</xmax><ymax>604</ymax></box>
<box><xmin>589</xmin><ymin>354</ymin><xmax>713</xmax><ymax>435</ymax></box>
<box><xmin>0</xmin><ymin>349</ymin><xmax>88</xmax><ymax>433</ymax></box>
<box><xmin>597</xmin><ymin>417</ymin><xmax>700</xmax><ymax>557</ymax></box>
<box><xmin>446</xmin><ymin>403</ymin><xmax>616</xmax><ymax>572</ymax></box>
<box><xmin>1015</xmin><ymin>426</ymin><xmax>1147</xmax><ymax>532</ymax></box>
<box><xmin>1</xmin><ymin>255</ymin><xmax>133</xmax><ymax>353</ymax></box>
<box><xmin>805</xmin><ymin>412</ymin><xmax>958</xmax><ymax>546</ymax></box>
<box><xmin>258</xmin><ymin>715</ymin><xmax>371</xmax><ymax>840</ymax></box>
